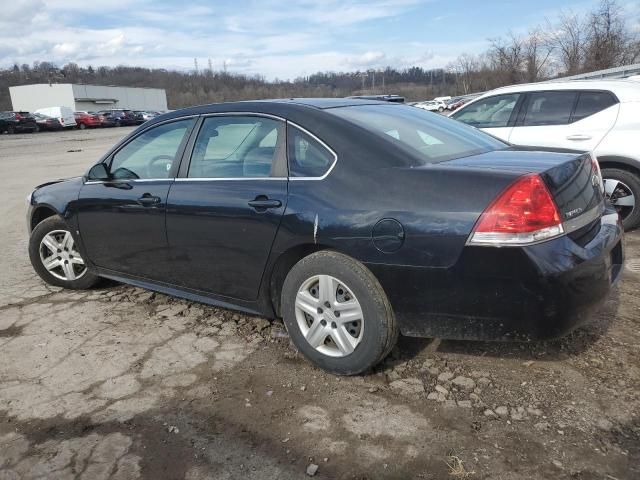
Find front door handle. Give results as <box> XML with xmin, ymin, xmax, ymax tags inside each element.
<box><xmin>566</xmin><ymin>134</ymin><xmax>592</xmax><ymax>141</ymax></box>
<box><xmin>137</xmin><ymin>194</ymin><xmax>161</xmax><ymax>206</ymax></box>
<box><xmin>248</xmin><ymin>196</ymin><xmax>282</xmax><ymax>211</ymax></box>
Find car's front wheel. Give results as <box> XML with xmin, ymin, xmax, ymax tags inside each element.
<box><xmin>281</xmin><ymin>251</ymin><xmax>398</xmax><ymax>375</ymax></box>
<box><xmin>602</xmin><ymin>168</ymin><xmax>640</xmax><ymax>231</ymax></box>
<box><xmin>28</xmin><ymin>216</ymin><xmax>100</xmax><ymax>289</ymax></box>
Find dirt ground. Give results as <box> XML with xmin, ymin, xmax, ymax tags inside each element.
<box><xmin>0</xmin><ymin>128</ymin><xmax>638</xmax><ymax>480</ymax></box>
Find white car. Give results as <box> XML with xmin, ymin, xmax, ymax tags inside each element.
<box><xmin>450</xmin><ymin>80</ymin><xmax>640</xmax><ymax>230</ymax></box>
<box><xmin>414</xmin><ymin>100</ymin><xmax>447</xmax><ymax>113</ymax></box>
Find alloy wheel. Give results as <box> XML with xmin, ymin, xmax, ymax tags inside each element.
<box><xmin>294</xmin><ymin>274</ymin><xmax>364</xmax><ymax>357</ymax></box>
<box><xmin>39</xmin><ymin>230</ymin><xmax>87</xmax><ymax>281</ymax></box>
<box><xmin>604</xmin><ymin>178</ymin><xmax>635</xmax><ymax>221</ymax></box>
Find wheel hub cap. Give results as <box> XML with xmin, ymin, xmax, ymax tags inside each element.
<box><xmin>39</xmin><ymin>230</ymin><xmax>87</xmax><ymax>281</ymax></box>
<box><xmin>294</xmin><ymin>274</ymin><xmax>364</xmax><ymax>357</ymax></box>
<box><xmin>604</xmin><ymin>178</ymin><xmax>635</xmax><ymax>220</ymax></box>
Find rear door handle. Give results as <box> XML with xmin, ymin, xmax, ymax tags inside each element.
<box><xmin>566</xmin><ymin>134</ymin><xmax>592</xmax><ymax>141</ymax></box>
<box><xmin>137</xmin><ymin>194</ymin><xmax>161</xmax><ymax>205</ymax></box>
<box><xmin>248</xmin><ymin>196</ymin><xmax>282</xmax><ymax>210</ymax></box>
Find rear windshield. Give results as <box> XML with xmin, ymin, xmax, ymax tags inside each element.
<box><xmin>331</xmin><ymin>104</ymin><xmax>507</xmax><ymax>164</ymax></box>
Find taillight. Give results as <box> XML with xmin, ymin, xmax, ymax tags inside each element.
<box><xmin>468</xmin><ymin>174</ymin><xmax>564</xmax><ymax>246</ymax></box>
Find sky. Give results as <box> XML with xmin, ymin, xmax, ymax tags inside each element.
<box><xmin>1</xmin><ymin>0</ymin><xmax>638</xmax><ymax>80</ymax></box>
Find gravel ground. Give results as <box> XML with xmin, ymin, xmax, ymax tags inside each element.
<box><xmin>0</xmin><ymin>128</ymin><xmax>638</xmax><ymax>480</ymax></box>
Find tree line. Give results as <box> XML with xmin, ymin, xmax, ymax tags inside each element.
<box><xmin>0</xmin><ymin>0</ymin><xmax>637</xmax><ymax>111</ymax></box>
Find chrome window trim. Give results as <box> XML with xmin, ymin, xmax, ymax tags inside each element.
<box><xmin>200</xmin><ymin>111</ymin><xmax>286</xmax><ymax>122</ymax></box>
<box><xmin>84</xmin><ymin>178</ymin><xmax>174</xmax><ymax>184</ymax></box>
<box><xmin>83</xmin><ymin>112</ymin><xmax>340</xmax><ymax>184</ymax></box>
<box><xmin>287</xmin><ymin>122</ymin><xmax>338</xmax><ymax>181</ymax></box>
<box><xmin>175</xmin><ymin>177</ymin><xmax>287</xmax><ymax>182</ymax></box>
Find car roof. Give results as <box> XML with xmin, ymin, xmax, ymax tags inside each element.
<box><xmin>266</xmin><ymin>98</ymin><xmax>390</xmax><ymax>109</ymax></box>
<box><xmin>151</xmin><ymin>98</ymin><xmax>397</xmax><ymax>125</ymax></box>
<box><xmin>477</xmin><ymin>79</ymin><xmax>640</xmax><ymax>102</ymax></box>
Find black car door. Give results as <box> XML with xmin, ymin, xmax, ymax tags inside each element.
<box><xmin>165</xmin><ymin>114</ymin><xmax>288</xmax><ymax>301</ymax></box>
<box><xmin>77</xmin><ymin>117</ymin><xmax>196</xmax><ymax>278</ymax></box>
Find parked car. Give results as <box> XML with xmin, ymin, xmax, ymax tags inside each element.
<box><xmin>26</xmin><ymin>99</ymin><xmax>623</xmax><ymax>374</ymax></box>
<box><xmin>33</xmin><ymin>113</ymin><xmax>62</xmax><ymax>131</ymax></box>
<box><xmin>90</xmin><ymin>112</ymin><xmax>116</xmax><ymax>128</ymax></box>
<box><xmin>414</xmin><ymin>100</ymin><xmax>447</xmax><ymax>112</ymax></box>
<box><xmin>0</xmin><ymin>111</ymin><xmax>37</xmax><ymax>133</ymax></box>
<box><xmin>34</xmin><ymin>106</ymin><xmax>76</xmax><ymax>129</ymax></box>
<box><xmin>447</xmin><ymin>97</ymin><xmax>466</xmax><ymax>111</ymax></box>
<box><xmin>74</xmin><ymin>111</ymin><xmax>102</xmax><ymax>129</ymax></box>
<box><xmin>96</xmin><ymin>109</ymin><xmax>138</xmax><ymax>127</ymax></box>
<box><xmin>450</xmin><ymin>80</ymin><xmax>640</xmax><ymax>230</ymax></box>
<box><xmin>133</xmin><ymin>111</ymin><xmax>159</xmax><ymax>122</ymax></box>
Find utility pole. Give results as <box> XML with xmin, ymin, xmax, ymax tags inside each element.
<box><xmin>194</xmin><ymin>58</ymin><xmax>199</xmax><ymax>74</ymax></box>
<box><xmin>208</xmin><ymin>58</ymin><xmax>213</xmax><ymax>72</ymax></box>
<box><xmin>359</xmin><ymin>72</ymin><xmax>367</xmax><ymax>92</ymax></box>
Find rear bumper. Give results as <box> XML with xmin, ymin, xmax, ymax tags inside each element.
<box><xmin>368</xmin><ymin>209</ymin><xmax>624</xmax><ymax>341</ymax></box>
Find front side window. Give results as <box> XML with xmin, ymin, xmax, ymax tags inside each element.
<box><xmin>522</xmin><ymin>91</ymin><xmax>577</xmax><ymax>126</ymax></box>
<box><xmin>188</xmin><ymin>116</ymin><xmax>284</xmax><ymax>178</ymax></box>
<box><xmin>572</xmin><ymin>91</ymin><xmax>618</xmax><ymax>122</ymax></box>
<box><xmin>332</xmin><ymin>104</ymin><xmax>507</xmax><ymax>165</ymax></box>
<box><xmin>452</xmin><ymin>94</ymin><xmax>521</xmax><ymax>128</ymax></box>
<box><xmin>109</xmin><ymin>118</ymin><xmax>195</xmax><ymax>180</ymax></box>
<box><xmin>287</xmin><ymin>126</ymin><xmax>335</xmax><ymax>177</ymax></box>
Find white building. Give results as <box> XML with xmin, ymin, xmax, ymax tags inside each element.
<box><xmin>9</xmin><ymin>83</ymin><xmax>168</xmax><ymax>113</ymax></box>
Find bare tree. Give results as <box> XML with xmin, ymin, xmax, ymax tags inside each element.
<box><xmin>523</xmin><ymin>28</ymin><xmax>554</xmax><ymax>82</ymax></box>
<box><xmin>584</xmin><ymin>0</ymin><xmax>639</xmax><ymax>70</ymax></box>
<box><xmin>547</xmin><ymin>12</ymin><xmax>584</xmax><ymax>75</ymax></box>
<box><xmin>488</xmin><ymin>32</ymin><xmax>525</xmax><ymax>84</ymax></box>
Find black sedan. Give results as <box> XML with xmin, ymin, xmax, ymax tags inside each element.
<box><xmin>26</xmin><ymin>99</ymin><xmax>624</xmax><ymax>374</ymax></box>
<box><xmin>1</xmin><ymin>111</ymin><xmax>37</xmax><ymax>133</ymax></box>
<box><xmin>33</xmin><ymin>113</ymin><xmax>63</xmax><ymax>131</ymax></box>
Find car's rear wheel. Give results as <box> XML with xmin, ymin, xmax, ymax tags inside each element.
<box><xmin>29</xmin><ymin>216</ymin><xmax>100</xmax><ymax>289</ymax></box>
<box><xmin>7</xmin><ymin>126</ymin><xmax>15</xmax><ymax>134</ymax></box>
<box><xmin>438</xmin><ymin>107</ymin><xmax>444</xmax><ymax>112</ymax></box>
<box><xmin>602</xmin><ymin>168</ymin><xmax>640</xmax><ymax>231</ymax></box>
<box><xmin>79</xmin><ymin>123</ymin><xmax>86</xmax><ymax>130</ymax></box>
<box><xmin>281</xmin><ymin>251</ymin><xmax>398</xmax><ymax>375</ymax></box>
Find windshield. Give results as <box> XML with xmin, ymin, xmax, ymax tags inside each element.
<box><xmin>331</xmin><ymin>104</ymin><xmax>507</xmax><ymax>164</ymax></box>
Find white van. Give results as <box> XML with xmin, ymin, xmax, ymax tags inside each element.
<box><xmin>34</xmin><ymin>107</ymin><xmax>77</xmax><ymax>128</ymax></box>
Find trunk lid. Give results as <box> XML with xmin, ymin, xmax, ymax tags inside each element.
<box><xmin>442</xmin><ymin>148</ymin><xmax>604</xmax><ymax>226</ymax></box>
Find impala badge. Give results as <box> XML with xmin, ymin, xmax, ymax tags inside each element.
<box><xmin>565</xmin><ymin>207</ymin><xmax>583</xmax><ymax>218</ymax></box>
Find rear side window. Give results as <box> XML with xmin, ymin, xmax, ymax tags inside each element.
<box><xmin>287</xmin><ymin>125</ymin><xmax>335</xmax><ymax>177</ymax></box>
<box><xmin>188</xmin><ymin>116</ymin><xmax>284</xmax><ymax>178</ymax></box>
<box><xmin>452</xmin><ymin>93</ymin><xmax>521</xmax><ymax>128</ymax></box>
<box><xmin>522</xmin><ymin>91</ymin><xmax>577</xmax><ymax>126</ymax></box>
<box><xmin>571</xmin><ymin>91</ymin><xmax>618</xmax><ymax>122</ymax></box>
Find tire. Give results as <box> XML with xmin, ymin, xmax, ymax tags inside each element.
<box><xmin>438</xmin><ymin>107</ymin><xmax>444</xmax><ymax>112</ymax></box>
<box><xmin>34</xmin><ymin>125</ymin><xmax>40</xmax><ymax>133</ymax></box>
<box><xmin>115</xmin><ymin>120</ymin><xmax>122</xmax><ymax>127</ymax></box>
<box><xmin>601</xmin><ymin>168</ymin><xmax>640</xmax><ymax>231</ymax></box>
<box><xmin>79</xmin><ymin>123</ymin><xmax>86</xmax><ymax>130</ymax></box>
<box><xmin>7</xmin><ymin>126</ymin><xmax>15</xmax><ymax>134</ymax></box>
<box><xmin>29</xmin><ymin>216</ymin><xmax>100</xmax><ymax>289</ymax></box>
<box><xmin>281</xmin><ymin>250</ymin><xmax>398</xmax><ymax>375</ymax></box>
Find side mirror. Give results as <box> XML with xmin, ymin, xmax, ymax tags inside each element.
<box><xmin>87</xmin><ymin>163</ymin><xmax>109</xmax><ymax>181</ymax></box>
